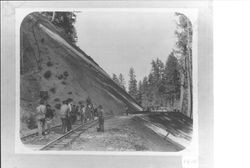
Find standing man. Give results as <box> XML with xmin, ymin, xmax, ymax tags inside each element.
<box><xmin>75</xmin><ymin>105</ymin><xmax>80</xmax><ymax>121</ymax></box>
<box><xmin>89</xmin><ymin>104</ymin><xmax>94</xmax><ymax>121</ymax></box>
<box><xmin>69</xmin><ymin>104</ymin><xmax>75</xmax><ymax>125</ymax></box>
<box><xmin>85</xmin><ymin>104</ymin><xmax>90</xmax><ymax>121</ymax></box>
<box><xmin>60</xmin><ymin>100</ymin><xmax>69</xmax><ymax>133</ymax></box>
<box><xmin>45</xmin><ymin>104</ymin><xmax>54</xmax><ymax>134</ymax></box>
<box><xmin>67</xmin><ymin>101</ymin><xmax>72</xmax><ymax>131</ymax></box>
<box><xmin>81</xmin><ymin>104</ymin><xmax>86</xmax><ymax>124</ymax></box>
<box><xmin>93</xmin><ymin>104</ymin><xmax>98</xmax><ymax>119</ymax></box>
<box><xmin>73</xmin><ymin>104</ymin><xmax>77</xmax><ymax>123</ymax></box>
<box><xmin>36</xmin><ymin>100</ymin><xmax>47</xmax><ymax>137</ymax></box>
<box><xmin>97</xmin><ymin>105</ymin><xmax>104</xmax><ymax>132</ymax></box>
<box><xmin>125</xmin><ymin>107</ymin><xmax>129</xmax><ymax>116</ymax></box>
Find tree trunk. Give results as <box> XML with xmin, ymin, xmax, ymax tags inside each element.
<box><xmin>188</xmin><ymin>50</ymin><xmax>193</xmax><ymax>119</ymax></box>
<box><xmin>186</xmin><ymin>20</ymin><xmax>193</xmax><ymax>119</ymax></box>
<box><xmin>179</xmin><ymin>72</ymin><xmax>185</xmax><ymax>114</ymax></box>
<box><xmin>186</xmin><ymin>57</ymin><xmax>192</xmax><ymax>118</ymax></box>
<box><xmin>51</xmin><ymin>12</ymin><xmax>56</xmax><ymax>22</ymax></box>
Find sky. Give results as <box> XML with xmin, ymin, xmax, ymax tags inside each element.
<box><xmin>74</xmin><ymin>10</ymin><xmax>195</xmax><ymax>88</ymax></box>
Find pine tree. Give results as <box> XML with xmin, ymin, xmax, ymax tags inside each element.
<box><xmin>175</xmin><ymin>12</ymin><xmax>193</xmax><ymax>118</ymax></box>
<box><xmin>112</xmin><ymin>74</ymin><xmax>120</xmax><ymax>85</ymax></box>
<box><xmin>136</xmin><ymin>81</ymin><xmax>143</xmax><ymax>105</ymax></box>
<box><xmin>128</xmin><ymin>67</ymin><xmax>138</xmax><ymax>100</ymax></box>
<box><xmin>147</xmin><ymin>73</ymin><xmax>155</xmax><ymax>106</ymax></box>
<box><xmin>163</xmin><ymin>52</ymin><xmax>180</xmax><ymax>90</ymax></box>
<box><xmin>118</xmin><ymin>73</ymin><xmax>126</xmax><ymax>90</ymax></box>
<box><xmin>160</xmin><ymin>52</ymin><xmax>181</xmax><ymax>107</ymax></box>
<box><xmin>151</xmin><ymin>58</ymin><xmax>164</xmax><ymax>84</ymax></box>
<box><xmin>141</xmin><ymin>76</ymin><xmax>149</xmax><ymax>109</ymax></box>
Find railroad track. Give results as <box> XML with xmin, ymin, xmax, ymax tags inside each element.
<box><xmin>21</xmin><ymin>124</ymin><xmax>61</xmax><ymax>141</ymax></box>
<box><xmin>40</xmin><ymin>116</ymin><xmax>112</xmax><ymax>150</ymax></box>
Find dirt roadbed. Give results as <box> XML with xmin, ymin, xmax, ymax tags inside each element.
<box><xmin>67</xmin><ymin>115</ymin><xmax>179</xmax><ymax>152</ymax></box>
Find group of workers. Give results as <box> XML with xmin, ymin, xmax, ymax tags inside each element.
<box><xmin>36</xmin><ymin>102</ymin><xmax>54</xmax><ymax>136</ymax></box>
<box><xmin>35</xmin><ymin>99</ymin><xmax>105</xmax><ymax>137</ymax></box>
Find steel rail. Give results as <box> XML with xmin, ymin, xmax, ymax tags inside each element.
<box><xmin>21</xmin><ymin>124</ymin><xmax>61</xmax><ymax>141</ymax></box>
<box><xmin>40</xmin><ymin>116</ymin><xmax>113</xmax><ymax>150</ymax></box>
<box><xmin>40</xmin><ymin>120</ymin><xmax>97</xmax><ymax>150</ymax></box>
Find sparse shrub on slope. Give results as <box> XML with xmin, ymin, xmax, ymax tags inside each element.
<box><xmin>54</xmin><ymin>98</ymin><xmax>60</xmax><ymax>102</ymax></box>
<box><xmin>63</xmin><ymin>71</ymin><xmax>69</xmax><ymax>79</ymax></box>
<box><xmin>41</xmin><ymin>38</ymin><xmax>45</xmax><ymax>43</ymax></box>
<box><xmin>67</xmin><ymin>98</ymin><xmax>73</xmax><ymax>103</ymax></box>
<box><xmin>50</xmin><ymin>87</ymin><xmax>56</xmax><ymax>94</ymax></box>
<box><xmin>57</xmin><ymin>74</ymin><xmax>64</xmax><ymax>80</ymax></box>
<box><xmin>44</xmin><ymin>70</ymin><xmax>52</xmax><ymax>79</ymax></box>
<box><xmin>55</xmin><ymin>103</ymin><xmax>61</xmax><ymax>110</ymax></box>
<box><xmin>46</xmin><ymin>61</ymin><xmax>53</xmax><ymax>67</ymax></box>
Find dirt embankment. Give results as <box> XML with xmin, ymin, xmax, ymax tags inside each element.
<box><xmin>20</xmin><ymin>13</ymin><xmax>132</xmax><ymax>133</ymax></box>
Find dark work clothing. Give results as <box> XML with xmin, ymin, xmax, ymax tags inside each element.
<box><xmin>94</xmin><ymin>108</ymin><xmax>98</xmax><ymax>117</ymax></box>
<box><xmin>71</xmin><ymin>106</ymin><xmax>77</xmax><ymax>123</ymax></box>
<box><xmin>90</xmin><ymin>108</ymin><xmax>94</xmax><ymax>120</ymax></box>
<box><xmin>86</xmin><ymin>106</ymin><xmax>93</xmax><ymax>121</ymax></box>
<box><xmin>98</xmin><ymin>117</ymin><xmax>104</xmax><ymax>132</ymax></box>
<box><xmin>61</xmin><ymin>117</ymin><xmax>67</xmax><ymax>133</ymax></box>
<box><xmin>45</xmin><ymin>109</ymin><xmax>54</xmax><ymax>119</ymax></box>
<box><xmin>97</xmin><ymin>109</ymin><xmax>104</xmax><ymax>132</ymax></box>
<box><xmin>98</xmin><ymin>109</ymin><xmax>103</xmax><ymax>118</ymax></box>
<box><xmin>69</xmin><ymin>112</ymin><xmax>75</xmax><ymax>125</ymax></box>
<box><xmin>70</xmin><ymin>114</ymin><xmax>76</xmax><ymax>125</ymax></box>
<box><xmin>66</xmin><ymin>117</ymin><xmax>71</xmax><ymax>131</ymax></box>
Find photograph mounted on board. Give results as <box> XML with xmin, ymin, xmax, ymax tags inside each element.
<box><xmin>18</xmin><ymin>9</ymin><xmax>197</xmax><ymax>152</ymax></box>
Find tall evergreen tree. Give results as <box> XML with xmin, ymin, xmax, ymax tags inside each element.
<box><xmin>141</xmin><ymin>76</ymin><xmax>149</xmax><ymax>109</ymax></box>
<box><xmin>175</xmin><ymin>12</ymin><xmax>193</xmax><ymax>118</ymax></box>
<box><xmin>147</xmin><ymin>73</ymin><xmax>155</xmax><ymax>106</ymax></box>
<box><xmin>128</xmin><ymin>67</ymin><xmax>138</xmax><ymax>100</ymax></box>
<box><xmin>118</xmin><ymin>73</ymin><xmax>126</xmax><ymax>90</ymax></box>
<box><xmin>151</xmin><ymin>59</ymin><xmax>164</xmax><ymax>84</ymax></box>
<box><xmin>136</xmin><ymin>81</ymin><xmax>143</xmax><ymax>105</ymax></box>
<box><xmin>163</xmin><ymin>52</ymin><xmax>181</xmax><ymax>92</ymax></box>
<box><xmin>159</xmin><ymin>52</ymin><xmax>181</xmax><ymax>107</ymax></box>
<box><xmin>112</xmin><ymin>74</ymin><xmax>120</xmax><ymax>85</ymax></box>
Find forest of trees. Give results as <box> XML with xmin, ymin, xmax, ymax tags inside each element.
<box><xmin>112</xmin><ymin>73</ymin><xmax>126</xmax><ymax>90</ymax></box>
<box><xmin>112</xmin><ymin>13</ymin><xmax>193</xmax><ymax>118</ymax></box>
<box><xmin>128</xmin><ymin>53</ymin><xmax>181</xmax><ymax>112</ymax></box>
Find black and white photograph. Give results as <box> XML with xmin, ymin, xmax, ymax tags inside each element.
<box><xmin>18</xmin><ymin>9</ymin><xmax>197</xmax><ymax>152</ymax></box>
<box><xmin>2</xmin><ymin>1</ymin><xmax>215</xmax><ymax>168</ymax></box>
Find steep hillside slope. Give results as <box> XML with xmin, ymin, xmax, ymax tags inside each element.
<box><xmin>20</xmin><ymin>13</ymin><xmax>142</xmax><ymax>132</ymax></box>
